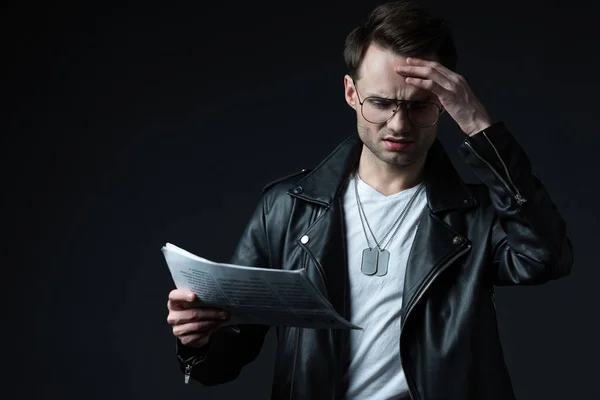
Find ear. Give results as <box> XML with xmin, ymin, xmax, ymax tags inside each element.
<box><xmin>344</xmin><ymin>74</ymin><xmax>358</xmax><ymax>110</ymax></box>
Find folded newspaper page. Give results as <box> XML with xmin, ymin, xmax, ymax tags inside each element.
<box><xmin>162</xmin><ymin>242</ymin><xmax>361</xmax><ymax>330</ymax></box>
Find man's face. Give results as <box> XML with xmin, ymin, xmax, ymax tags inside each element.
<box><xmin>344</xmin><ymin>44</ymin><xmax>441</xmax><ymax>168</ymax></box>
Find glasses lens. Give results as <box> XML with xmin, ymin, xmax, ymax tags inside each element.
<box><xmin>362</xmin><ymin>98</ymin><xmax>397</xmax><ymax>124</ymax></box>
<box><xmin>362</xmin><ymin>98</ymin><xmax>440</xmax><ymax>127</ymax></box>
<box><xmin>408</xmin><ymin>102</ymin><xmax>440</xmax><ymax>127</ymax></box>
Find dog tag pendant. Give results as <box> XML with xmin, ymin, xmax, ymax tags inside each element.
<box><xmin>361</xmin><ymin>248</ymin><xmax>378</xmax><ymax>275</ymax></box>
<box><xmin>375</xmin><ymin>249</ymin><xmax>390</xmax><ymax>276</ymax></box>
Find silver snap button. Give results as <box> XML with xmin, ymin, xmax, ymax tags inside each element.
<box><xmin>452</xmin><ymin>236</ymin><xmax>463</xmax><ymax>245</ymax></box>
<box><xmin>300</xmin><ymin>235</ymin><xmax>309</xmax><ymax>244</ymax></box>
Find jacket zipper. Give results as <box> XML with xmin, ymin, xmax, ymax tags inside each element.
<box><xmin>464</xmin><ymin>136</ymin><xmax>527</xmax><ymax>206</ymax></box>
<box><xmin>400</xmin><ymin>243</ymin><xmax>472</xmax><ymax>400</ymax></box>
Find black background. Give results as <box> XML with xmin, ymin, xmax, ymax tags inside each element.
<box><xmin>6</xmin><ymin>0</ymin><xmax>599</xmax><ymax>399</ymax></box>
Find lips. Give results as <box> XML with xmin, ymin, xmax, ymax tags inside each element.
<box><xmin>382</xmin><ymin>138</ymin><xmax>414</xmax><ymax>151</ymax></box>
<box><xmin>383</xmin><ymin>137</ymin><xmax>413</xmax><ymax>143</ymax></box>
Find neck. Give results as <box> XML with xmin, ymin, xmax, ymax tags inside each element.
<box><xmin>356</xmin><ymin>147</ymin><xmax>425</xmax><ymax>196</ymax></box>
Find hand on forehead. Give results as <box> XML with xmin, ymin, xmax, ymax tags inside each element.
<box><xmin>358</xmin><ymin>45</ymin><xmax>437</xmax><ymax>101</ymax></box>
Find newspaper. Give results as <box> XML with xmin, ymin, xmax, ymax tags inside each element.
<box><xmin>162</xmin><ymin>242</ymin><xmax>361</xmax><ymax>330</ymax></box>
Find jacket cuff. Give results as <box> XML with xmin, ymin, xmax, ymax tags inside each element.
<box><xmin>175</xmin><ymin>325</ymin><xmax>241</xmax><ymax>363</ymax></box>
<box><xmin>176</xmin><ymin>337</ymin><xmax>213</xmax><ymax>364</ymax></box>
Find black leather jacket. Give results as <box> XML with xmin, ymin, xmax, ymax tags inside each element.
<box><xmin>175</xmin><ymin>121</ymin><xmax>573</xmax><ymax>400</ymax></box>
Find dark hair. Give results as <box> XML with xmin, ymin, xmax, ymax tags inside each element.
<box><xmin>344</xmin><ymin>0</ymin><xmax>457</xmax><ymax>79</ymax></box>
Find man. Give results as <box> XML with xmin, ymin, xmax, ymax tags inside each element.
<box><xmin>166</xmin><ymin>1</ymin><xmax>573</xmax><ymax>399</ymax></box>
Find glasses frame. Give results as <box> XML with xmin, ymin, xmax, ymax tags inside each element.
<box><xmin>352</xmin><ymin>78</ymin><xmax>445</xmax><ymax>128</ymax></box>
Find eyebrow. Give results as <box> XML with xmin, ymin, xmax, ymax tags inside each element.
<box><xmin>364</xmin><ymin>90</ymin><xmax>391</xmax><ymax>98</ymax></box>
<box><xmin>365</xmin><ymin>92</ymin><xmax>436</xmax><ymax>102</ymax></box>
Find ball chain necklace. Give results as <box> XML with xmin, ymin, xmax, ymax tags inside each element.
<box><xmin>353</xmin><ymin>173</ymin><xmax>424</xmax><ymax>276</ymax></box>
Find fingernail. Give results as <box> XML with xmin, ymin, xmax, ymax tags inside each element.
<box><xmin>219</xmin><ymin>311</ymin><xmax>228</xmax><ymax>319</ymax></box>
<box><xmin>187</xmin><ymin>293</ymin><xmax>195</xmax><ymax>301</ymax></box>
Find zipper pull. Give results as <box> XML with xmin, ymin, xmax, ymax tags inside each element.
<box><xmin>184</xmin><ymin>364</ymin><xmax>193</xmax><ymax>384</ymax></box>
<box><xmin>514</xmin><ymin>193</ymin><xmax>527</xmax><ymax>205</ymax></box>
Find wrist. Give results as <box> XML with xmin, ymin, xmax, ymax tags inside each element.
<box><xmin>462</xmin><ymin>117</ymin><xmax>493</xmax><ymax>136</ymax></box>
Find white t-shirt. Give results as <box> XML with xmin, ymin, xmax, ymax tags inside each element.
<box><xmin>341</xmin><ymin>173</ymin><xmax>427</xmax><ymax>400</ymax></box>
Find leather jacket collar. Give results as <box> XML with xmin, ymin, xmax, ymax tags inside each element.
<box><xmin>287</xmin><ymin>133</ymin><xmax>479</xmax><ymax>213</ymax></box>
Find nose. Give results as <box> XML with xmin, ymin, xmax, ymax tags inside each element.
<box><xmin>386</xmin><ymin>106</ymin><xmax>411</xmax><ymax>134</ymax></box>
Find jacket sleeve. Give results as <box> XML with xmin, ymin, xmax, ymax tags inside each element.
<box><xmin>174</xmin><ymin>194</ymin><xmax>272</xmax><ymax>385</ymax></box>
<box><xmin>458</xmin><ymin>121</ymin><xmax>574</xmax><ymax>285</ymax></box>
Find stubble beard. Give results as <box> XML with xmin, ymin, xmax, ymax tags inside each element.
<box><xmin>357</xmin><ymin>123</ymin><xmax>425</xmax><ymax>169</ymax></box>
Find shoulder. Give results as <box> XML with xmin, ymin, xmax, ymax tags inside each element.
<box><xmin>262</xmin><ymin>168</ymin><xmax>311</xmax><ymax>195</ymax></box>
<box><xmin>259</xmin><ymin>168</ymin><xmax>311</xmax><ymax>213</ymax></box>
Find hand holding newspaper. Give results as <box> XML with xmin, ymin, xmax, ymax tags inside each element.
<box><xmin>162</xmin><ymin>243</ymin><xmax>362</xmax><ymax>330</ymax></box>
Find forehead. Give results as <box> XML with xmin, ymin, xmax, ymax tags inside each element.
<box><xmin>357</xmin><ymin>44</ymin><xmax>436</xmax><ymax>99</ymax></box>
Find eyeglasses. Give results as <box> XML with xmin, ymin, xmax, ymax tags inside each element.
<box><xmin>353</xmin><ymin>79</ymin><xmax>444</xmax><ymax>128</ymax></box>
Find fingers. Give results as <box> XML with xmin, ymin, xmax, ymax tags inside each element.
<box><xmin>169</xmin><ymin>288</ymin><xmax>196</xmax><ymax>303</ymax></box>
<box><xmin>168</xmin><ymin>309</ymin><xmax>227</xmax><ymax>348</ymax></box>
<box><xmin>172</xmin><ymin>320</ymin><xmax>224</xmax><ymax>336</ymax></box>
<box><xmin>396</xmin><ymin>64</ymin><xmax>452</xmax><ymax>93</ymax></box>
<box><xmin>167</xmin><ymin>299</ymin><xmax>195</xmax><ymax>311</ymax></box>
<box><xmin>175</xmin><ymin>325</ymin><xmax>213</xmax><ymax>348</ymax></box>
<box><xmin>166</xmin><ymin>289</ymin><xmax>230</xmax><ymax>347</ymax></box>
<box><xmin>179</xmin><ymin>333</ymin><xmax>211</xmax><ymax>348</ymax></box>
<box><xmin>405</xmin><ymin>57</ymin><xmax>455</xmax><ymax>79</ymax></box>
<box><xmin>167</xmin><ymin>307</ymin><xmax>229</xmax><ymax>326</ymax></box>
<box><xmin>167</xmin><ymin>289</ymin><xmax>198</xmax><ymax>311</ymax></box>
<box><xmin>397</xmin><ymin>57</ymin><xmax>469</xmax><ymax>94</ymax></box>
<box><xmin>397</xmin><ymin>64</ymin><xmax>449</xmax><ymax>85</ymax></box>
<box><xmin>404</xmin><ymin>76</ymin><xmax>446</xmax><ymax>96</ymax></box>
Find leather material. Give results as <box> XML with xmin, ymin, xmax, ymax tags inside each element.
<box><xmin>177</xmin><ymin>121</ymin><xmax>573</xmax><ymax>400</ymax></box>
